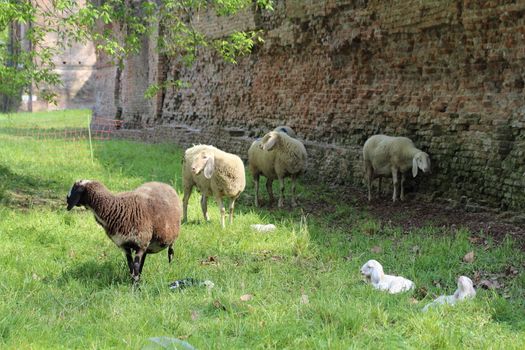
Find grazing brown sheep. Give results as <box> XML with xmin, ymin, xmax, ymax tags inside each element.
<box><xmin>66</xmin><ymin>180</ymin><xmax>181</xmax><ymax>283</ymax></box>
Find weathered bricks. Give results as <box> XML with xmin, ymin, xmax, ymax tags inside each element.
<box><xmin>96</xmin><ymin>0</ymin><xmax>525</xmax><ymax>211</ymax></box>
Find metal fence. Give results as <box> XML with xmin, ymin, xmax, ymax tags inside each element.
<box><xmin>0</xmin><ymin>112</ymin><xmax>144</xmax><ymax>164</ymax></box>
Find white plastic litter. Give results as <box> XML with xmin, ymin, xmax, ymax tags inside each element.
<box><xmin>251</xmin><ymin>224</ymin><xmax>276</xmax><ymax>232</ymax></box>
<box><xmin>169</xmin><ymin>278</ymin><xmax>214</xmax><ymax>291</ymax></box>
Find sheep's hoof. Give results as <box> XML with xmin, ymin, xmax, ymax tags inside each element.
<box><xmin>278</xmin><ymin>201</ymin><xmax>284</xmax><ymax>209</ymax></box>
<box><xmin>291</xmin><ymin>201</ymin><xmax>297</xmax><ymax>208</ymax></box>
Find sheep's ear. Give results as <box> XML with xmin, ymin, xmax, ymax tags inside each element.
<box><xmin>412</xmin><ymin>156</ymin><xmax>418</xmax><ymax>177</ymax></box>
<box><xmin>66</xmin><ymin>185</ymin><xmax>84</xmax><ymax>211</ymax></box>
<box><xmin>204</xmin><ymin>155</ymin><xmax>215</xmax><ymax>179</ymax></box>
<box><xmin>262</xmin><ymin>133</ymin><xmax>278</xmax><ymax>151</ymax></box>
<box><xmin>370</xmin><ymin>267</ymin><xmax>381</xmax><ymax>282</ymax></box>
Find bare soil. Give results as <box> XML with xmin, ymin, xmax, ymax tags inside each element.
<box><xmin>301</xmin><ymin>185</ymin><xmax>525</xmax><ymax>246</ymax></box>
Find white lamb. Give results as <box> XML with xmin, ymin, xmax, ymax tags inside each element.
<box><xmin>248</xmin><ymin>130</ymin><xmax>307</xmax><ymax>208</ymax></box>
<box><xmin>363</xmin><ymin>134</ymin><xmax>431</xmax><ymax>202</ymax></box>
<box><xmin>182</xmin><ymin>145</ymin><xmax>246</xmax><ymax>228</ymax></box>
<box><xmin>422</xmin><ymin>276</ymin><xmax>476</xmax><ymax>312</ymax></box>
<box><xmin>360</xmin><ymin>259</ymin><xmax>415</xmax><ymax>294</ymax></box>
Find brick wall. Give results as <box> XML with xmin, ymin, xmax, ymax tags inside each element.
<box><xmin>17</xmin><ymin>0</ymin><xmax>97</xmax><ymax>112</ymax></box>
<box><xmin>104</xmin><ymin>0</ymin><xmax>525</xmax><ymax>211</ymax></box>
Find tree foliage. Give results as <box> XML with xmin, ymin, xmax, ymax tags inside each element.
<box><xmin>0</xmin><ymin>0</ymin><xmax>273</xmax><ymax>108</ymax></box>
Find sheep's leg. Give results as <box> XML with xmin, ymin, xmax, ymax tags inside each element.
<box><xmin>391</xmin><ymin>169</ymin><xmax>399</xmax><ymax>202</ymax></box>
<box><xmin>125</xmin><ymin>249</ymin><xmax>134</xmax><ymax>275</ymax></box>
<box><xmin>182</xmin><ymin>185</ymin><xmax>192</xmax><ymax>223</ymax></box>
<box><xmin>266</xmin><ymin>178</ymin><xmax>275</xmax><ymax>204</ymax></box>
<box><xmin>138</xmin><ymin>252</ymin><xmax>147</xmax><ymax>274</ymax></box>
<box><xmin>400</xmin><ymin>173</ymin><xmax>406</xmax><ymax>201</ymax></box>
<box><xmin>132</xmin><ymin>249</ymin><xmax>146</xmax><ymax>283</ymax></box>
<box><xmin>254</xmin><ymin>173</ymin><xmax>260</xmax><ymax>207</ymax></box>
<box><xmin>366</xmin><ymin>165</ymin><xmax>373</xmax><ymax>201</ymax></box>
<box><xmin>229</xmin><ymin>198</ymin><xmax>236</xmax><ymax>224</ymax></box>
<box><xmin>278</xmin><ymin>177</ymin><xmax>285</xmax><ymax>208</ymax></box>
<box><xmin>168</xmin><ymin>245</ymin><xmax>174</xmax><ymax>263</ymax></box>
<box><xmin>201</xmin><ymin>195</ymin><xmax>209</xmax><ymax>222</ymax></box>
<box><xmin>216</xmin><ymin>196</ymin><xmax>226</xmax><ymax>228</ymax></box>
<box><xmin>290</xmin><ymin>175</ymin><xmax>297</xmax><ymax>207</ymax></box>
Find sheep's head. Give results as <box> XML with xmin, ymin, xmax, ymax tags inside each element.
<box><xmin>66</xmin><ymin>180</ymin><xmax>92</xmax><ymax>210</ymax></box>
<box><xmin>261</xmin><ymin>131</ymin><xmax>281</xmax><ymax>151</ymax></box>
<box><xmin>360</xmin><ymin>259</ymin><xmax>384</xmax><ymax>281</ymax></box>
<box><xmin>191</xmin><ymin>151</ymin><xmax>215</xmax><ymax>179</ymax></box>
<box><xmin>455</xmin><ymin>276</ymin><xmax>476</xmax><ymax>299</ymax></box>
<box><xmin>412</xmin><ymin>152</ymin><xmax>431</xmax><ymax>177</ymax></box>
<box><xmin>273</xmin><ymin>126</ymin><xmax>296</xmax><ymax>138</ymax></box>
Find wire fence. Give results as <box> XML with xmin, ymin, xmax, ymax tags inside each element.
<box><xmin>0</xmin><ymin>117</ymin><xmax>127</xmax><ymax>140</ymax></box>
<box><xmin>0</xmin><ymin>111</ymin><xmax>142</xmax><ymax>164</ymax></box>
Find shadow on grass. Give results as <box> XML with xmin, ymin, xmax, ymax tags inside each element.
<box><xmin>55</xmin><ymin>259</ymin><xmax>131</xmax><ymax>287</ymax></box>
<box><xmin>490</xmin><ymin>297</ymin><xmax>525</xmax><ymax>331</ymax></box>
<box><xmin>0</xmin><ymin>165</ymin><xmax>61</xmax><ymax>209</ymax></box>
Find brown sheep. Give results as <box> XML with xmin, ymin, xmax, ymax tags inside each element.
<box><xmin>66</xmin><ymin>180</ymin><xmax>181</xmax><ymax>283</ymax></box>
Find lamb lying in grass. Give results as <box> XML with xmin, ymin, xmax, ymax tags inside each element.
<box><xmin>360</xmin><ymin>259</ymin><xmax>415</xmax><ymax>294</ymax></box>
<box><xmin>422</xmin><ymin>276</ymin><xmax>476</xmax><ymax>312</ymax></box>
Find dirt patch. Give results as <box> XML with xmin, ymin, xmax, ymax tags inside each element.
<box><xmin>2</xmin><ymin>189</ymin><xmax>64</xmax><ymax>210</ymax></box>
<box><xmin>300</xmin><ymin>184</ymin><xmax>525</xmax><ymax>246</ymax></box>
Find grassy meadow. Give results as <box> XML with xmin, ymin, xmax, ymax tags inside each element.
<box><xmin>0</xmin><ymin>111</ymin><xmax>524</xmax><ymax>349</ymax></box>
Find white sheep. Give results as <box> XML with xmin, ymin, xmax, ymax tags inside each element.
<box><xmin>182</xmin><ymin>145</ymin><xmax>246</xmax><ymax>228</ymax></box>
<box><xmin>422</xmin><ymin>276</ymin><xmax>476</xmax><ymax>312</ymax></box>
<box><xmin>248</xmin><ymin>130</ymin><xmax>307</xmax><ymax>208</ymax></box>
<box><xmin>66</xmin><ymin>180</ymin><xmax>181</xmax><ymax>283</ymax></box>
<box><xmin>363</xmin><ymin>134</ymin><xmax>431</xmax><ymax>202</ymax></box>
<box><xmin>360</xmin><ymin>259</ymin><xmax>415</xmax><ymax>294</ymax></box>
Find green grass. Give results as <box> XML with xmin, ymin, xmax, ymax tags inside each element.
<box><xmin>1</xmin><ymin>111</ymin><xmax>524</xmax><ymax>349</ymax></box>
<box><xmin>0</xmin><ymin>109</ymin><xmax>91</xmax><ymax>129</ymax></box>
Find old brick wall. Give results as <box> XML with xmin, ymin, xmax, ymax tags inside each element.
<box><xmin>112</xmin><ymin>0</ymin><xmax>525</xmax><ymax>211</ymax></box>
<box><xmin>17</xmin><ymin>0</ymin><xmax>97</xmax><ymax>112</ymax></box>
<box><xmin>93</xmin><ymin>21</ymin><xmax>164</xmax><ymax>126</ymax></box>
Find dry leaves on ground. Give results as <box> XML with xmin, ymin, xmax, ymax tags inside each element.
<box><xmin>200</xmin><ymin>256</ymin><xmax>219</xmax><ymax>266</ymax></box>
<box><xmin>371</xmin><ymin>246</ymin><xmax>382</xmax><ymax>254</ymax></box>
<box><xmin>463</xmin><ymin>251</ymin><xmax>475</xmax><ymax>263</ymax></box>
<box><xmin>478</xmin><ymin>279</ymin><xmax>502</xmax><ymax>290</ymax></box>
<box><xmin>212</xmin><ymin>299</ymin><xmax>227</xmax><ymax>311</ymax></box>
<box><xmin>191</xmin><ymin>310</ymin><xmax>199</xmax><ymax>321</ymax></box>
<box><xmin>300</xmin><ymin>294</ymin><xmax>309</xmax><ymax>304</ymax></box>
<box><xmin>240</xmin><ymin>294</ymin><xmax>253</xmax><ymax>302</ymax></box>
